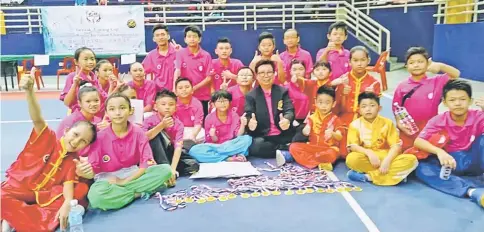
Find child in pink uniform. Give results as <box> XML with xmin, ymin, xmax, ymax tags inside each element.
<box><xmin>414</xmin><ymin>80</ymin><xmax>484</xmax><ymax>209</ymax></box>
<box><xmin>174</xmin><ymin>78</ymin><xmax>205</xmax><ymax>142</ymax></box>
<box><xmin>211</xmin><ymin>37</ymin><xmax>244</xmax><ymax>91</ymax></box>
<box><xmin>95</xmin><ymin>60</ymin><xmax>116</xmax><ymax>94</ymax></box>
<box><xmin>175</xmin><ymin>25</ymin><xmax>213</xmax><ymax>116</ymax></box>
<box><xmin>143</xmin><ymin>90</ymin><xmax>199</xmax><ymax>183</ymax></box>
<box><xmin>57</xmin><ymin>84</ymin><xmax>103</xmax><ymax>139</ymax></box>
<box><xmin>316</xmin><ymin>22</ymin><xmax>350</xmax><ymax>80</ymax></box>
<box><xmin>227</xmin><ymin>67</ymin><xmax>254</xmax><ymax>116</ymax></box>
<box><xmin>60</xmin><ymin>47</ymin><xmax>107</xmax><ymax>116</ymax></box>
<box><xmin>87</xmin><ymin>93</ymin><xmax>172</xmax><ymax>210</ymax></box>
<box><xmin>142</xmin><ymin>24</ymin><xmax>178</xmax><ymax>92</ymax></box>
<box><xmin>280</xmin><ymin>29</ymin><xmax>313</xmax><ymax>78</ymax></box>
<box><xmin>285</xmin><ymin>59</ymin><xmax>310</xmax><ymax>123</ymax></box>
<box><xmin>189</xmin><ymin>90</ymin><xmax>252</xmax><ymax>163</ymax></box>
<box><xmin>393</xmin><ymin>47</ymin><xmax>460</xmax><ymax>150</ymax></box>
<box><xmin>249</xmin><ymin>32</ymin><xmax>286</xmax><ymax>85</ymax></box>
<box><xmin>127</xmin><ymin>62</ymin><xmax>157</xmax><ymax>113</ymax></box>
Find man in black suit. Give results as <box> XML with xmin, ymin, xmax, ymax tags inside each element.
<box><xmin>244</xmin><ymin>60</ymin><xmax>296</xmax><ymax>158</ymax></box>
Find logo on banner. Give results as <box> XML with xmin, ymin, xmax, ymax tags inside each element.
<box><xmin>86</xmin><ymin>11</ymin><xmax>101</xmax><ymax>23</ymax></box>
<box><xmin>127</xmin><ymin>19</ymin><xmax>137</xmax><ymax>28</ymax></box>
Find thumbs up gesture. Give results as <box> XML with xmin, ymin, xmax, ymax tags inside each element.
<box><xmin>270</xmin><ymin>50</ymin><xmax>282</xmax><ymax>63</ymax></box>
<box><xmin>251</xmin><ymin>50</ymin><xmax>262</xmax><ymax>64</ymax></box>
<box><xmin>248</xmin><ymin>113</ymin><xmax>258</xmax><ymax>131</ymax></box>
<box><xmin>240</xmin><ymin>112</ymin><xmax>248</xmax><ymax>126</ymax></box>
<box><xmin>302</xmin><ymin>117</ymin><xmax>311</xmax><ymax>136</ymax></box>
<box><xmin>19</xmin><ymin>71</ymin><xmax>35</xmax><ymax>91</ymax></box>
<box><xmin>278</xmin><ymin>113</ymin><xmax>290</xmax><ymax>131</ymax></box>
<box><xmin>209</xmin><ymin>125</ymin><xmax>217</xmax><ymax>137</ymax></box>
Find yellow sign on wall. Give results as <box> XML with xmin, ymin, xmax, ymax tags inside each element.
<box><xmin>446</xmin><ymin>0</ymin><xmax>474</xmax><ymax>24</ymax></box>
<box><xmin>0</xmin><ymin>11</ymin><xmax>6</xmax><ymax>35</ymax></box>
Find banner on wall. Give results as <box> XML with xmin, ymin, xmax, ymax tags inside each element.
<box><xmin>41</xmin><ymin>6</ymin><xmax>145</xmax><ymax>55</ymax></box>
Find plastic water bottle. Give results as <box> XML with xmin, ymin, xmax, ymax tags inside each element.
<box><xmin>393</xmin><ymin>102</ymin><xmax>419</xmax><ymax>135</ymax></box>
<box><xmin>68</xmin><ymin>200</ymin><xmax>85</xmax><ymax>232</ymax></box>
<box><xmin>440</xmin><ymin>166</ymin><xmax>452</xmax><ymax>180</ymax></box>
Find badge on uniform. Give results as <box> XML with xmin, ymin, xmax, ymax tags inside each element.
<box><xmin>182</xmin><ymin>63</ymin><xmax>187</xmax><ymax>68</ymax></box>
<box><xmin>43</xmin><ymin>154</ymin><xmax>50</xmax><ymax>163</ymax></box>
<box><xmin>277</xmin><ymin>100</ymin><xmax>283</xmax><ymax>110</ymax></box>
<box><xmin>428</xmin><ymin>93</ymin><xmax>434</xmax><ymax>99</ymax></box>
<box><xmin>157</xmin><ymin>64</ymin><xmax>162</xmax><ymax>70</ymax></box>
<box><xmin>102</xmin><ymin>154</ymin><xmax>111</xmax><ymax>162</ymax></box>
<box><xmin>191</xmin><ymin>116</ymin><xmax>195</xmax><ymax>121</ymax></box>
<box><xmin>199</xmin><ymin>65</ymin><xmax>203</xmax><ymax>72</ymax></box>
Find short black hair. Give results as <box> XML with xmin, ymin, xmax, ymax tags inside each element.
<box><xmin>211</xmin><ymin>90</ymin><xmax>232</xmax><ymax>103</ymax></box>
<box><xmin>350</xmin><ymin>46</ymin><xmax>370</xmax><ymax>59</ymax></box>
<box><xmin>105</xmin><ymin>92</ymin><xmax>132</xmax><ymax>110</ymax></box>
<box><xmin>175</xmin><ymin>77</ymin><xmax>192</xmax><ymax>87</ymax></box>
<box><xmin>405</xmin><ymin>46</ymin><xmax>429</xmax><ymax>63</ymax></box>
<box><xmin>217</xmin><ymin>37</ymin><xmax>231</xmax><ymax>45</ymax></box>
<box><xmin>328</xmin><ymin>21</ymin><xmax>347</xmax><ymax>35</ymax></box>
<box><xmin>184</xmin><ymin>25</ymin><xmax>202</xmax><ymax>38</ymax></box>
<box><xmin>254</xmin><ymin>60</ymin><xmax>275</xmax><ymax>73</ymax></box>
<box><xmin>71</xmin><ymin>120</ymin><xmax>97</xmax><ymax>144</ymax></box>
<box><xmin>155</xmin><ymin>89</ymin><xmax>177</xmax><ymax>102</ymax></box>
<box><xmin>443</xmin><ymin>79</ymin><xmax>472</xmax><ymax>99</ymax></box>
<box><xmin>284</xmin><ymin>28</ymin><xmax>299</xmax><ymax>37</ymax></box>
<box><xmin>358</xmin><ymin>91</ymin><xmax>380</xmax><ymax>105</ymax></box>
<box><xmin>74</xmin><ymin>47</ymin><xmax>95</xmax><ymax>61</ymax></box>
<box><xmin>258</xmin><ymin>32</ymin><xmax>275</xmax><ymax>45</ymax></box>
<box><xmin>152</xmin><ymin>24</ymin><xmax>169</xmax><ymax>34</ymax></box>
<box><xmin>78</xmin><ymin>83</ymin><xmax>100</xmax><ymax>101</ymax></box>
<box><xmin>237</xmin><ymin>66</ymin><xmax>254</xmax><ymax>76</ymax></box>
<box><xmin>290</xmin><ymin>59</ymin><xmax>306</xmax><ymax>70</ymax></box>
<box><xmin>313</xmin><ymin>61</ymin><xmax>332</xmax><ymax>72</ymax></box>
<box><xmin>95</xmin><ymin>59</ymin><xmax>111</xmax><ymax>72</ymax></box>
<box><xmin>118</xmin><ymin>85</ymin><xmax>135</xmax><ymax>99</ymax></box>
<box><xmin>316</xmin><ymin>85</ymin><xmax>336</xmax><ymax>100</ymax></box>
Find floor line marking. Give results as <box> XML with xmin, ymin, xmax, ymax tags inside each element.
<box><xmin>0</xmin><ymin>119</ymin><xmax>62</xmax><ymax>124</ymax></box>
<box><xmin>327</xmin><ymin>171</ymin><xmax>381</xmax><ymax>232</ymax></box>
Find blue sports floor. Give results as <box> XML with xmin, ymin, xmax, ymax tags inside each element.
<box><xmin>1</xmin><ymin>95</ymin><xmax>483</xmax><ymax>232</ymax></box>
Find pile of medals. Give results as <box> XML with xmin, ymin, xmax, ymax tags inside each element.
<box><xmin>155</xmin><ymin>163</ymin><xmax>362</xmax><ymax>211</ymax></box>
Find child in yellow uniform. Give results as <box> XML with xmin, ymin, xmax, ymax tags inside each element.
<box><xmin>345</xmin><ymin>92</ymin><xmax>418</xmax><ymax>186</ymax></box>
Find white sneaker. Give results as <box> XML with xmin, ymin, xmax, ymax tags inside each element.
<box><xmin>275</xmin><ymin>150</ymin><xmax>286</xmax><ymax>167</ymax></box>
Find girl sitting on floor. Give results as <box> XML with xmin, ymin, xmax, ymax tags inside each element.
<box><xmin>86</xmin><ymin>93</ymin><xmax>172</xmax><ymax>210</ymax></box>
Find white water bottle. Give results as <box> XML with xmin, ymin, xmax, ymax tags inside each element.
<box><xmin>439</xmin><ymin>166</ymin><xmax>452</xmax><ymax>180</ymax></box>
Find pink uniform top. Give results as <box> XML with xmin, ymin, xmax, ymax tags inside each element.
<box><xmin>419</xmin><ymin>110</ymin><xmax>484</xmax><ymax>153</ymax></box>
<box><xmin>227</xmin><ymin>85</ymin><xmax>248</xmax><ymax>116</ymax></box>
<box><xmin>263</xmin><ymin>88</ymin><xmax>281</xmax><ymax>136</ymax></box>
<box><xmin>142</xmin><ymin>113</ymin><xmax>184</xmax><ymax>149</ymax></box>
<box><xmin>392</xmin><ymin>74</ymin><xmax>450</xmax><ymax>122</ymax></box>
<box><xmin>204</xmin><ymin>110</ymin><xmax>240</xmax><ymax>144</ymax></box>
<box><xmin>285</xmin><ymin>82</ymin><xmax>309</xmax><ymax>120</ymax></box>
<box><xmin>211</xmin><ymin>58</ymin><xmax>244</xmax><ymax>90</ymax></box>
<box><xmin>316</xmin><ymin>47</ymin><xmax>350</xmax><ymax>80</ymax></box>
<box><xmin>60</xmin><ymin>71</ymin><xmax>107</xmax><ymax>114</ymax></box>
<box><xmin>142</xmin><ymin>45</ymin><xmax>177</xmax><ymax>91</ymax></box>
<box><xmin>127</xmin><ymin>80</ymin><xmax>156</xmax><ymax>108</ymax></box>
<box><xmin>280</xmin><ymin>47</ymin><xmax>314</xmax><ymax>78</ymax></box>
<box><xmin>174</xmin><ymin>97</ymin><xmax>204</xmax><ymax>127</ymax></box>
<box><xmin>88</xmin><ymin>123</ymin><xmax>156</xmax><ymax>174</ymax></box>
<box><xmin>175</xmin><ymin>47</ymin><xmax>213</xmax><ymax>101</ymax></box>
<box><xmin>56</xmin><ymin>110</ymin><xmax>101</xmax><ymax>139</ymax></box>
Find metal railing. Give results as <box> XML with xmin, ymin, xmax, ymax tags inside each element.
<box><xmin>434</xmin><ymin>0</ymin><xmax>484</xmax><ymax>24</ymax></box>
<box><xmin>0</xmin><ymin>1</ymin><xmax>390</xmax><ymax>53</ymax></box>
<box><xmin>351</xmin><ymin>0</ymin><xmax>441</xmax><ymax>14</ymax></box>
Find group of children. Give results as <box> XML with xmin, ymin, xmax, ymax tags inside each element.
<box><xmin>2</xmin><ymin>21</ymin><xmax>484</xmax><ymax>232</ymax></box>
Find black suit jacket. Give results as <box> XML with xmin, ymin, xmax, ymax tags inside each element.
<box><xmin>244</xmin><ymin>84</ymin><xmax>295</xmax><ymax>138</ymax></box>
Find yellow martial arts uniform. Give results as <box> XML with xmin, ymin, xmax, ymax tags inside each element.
<box><xmin>345</xmin><ymin>115</ymin><xmax>418</xmax><ymax>186</ymax></box>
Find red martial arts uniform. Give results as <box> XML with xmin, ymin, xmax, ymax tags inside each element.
<box><xmin>1</xmin><ymin>126</ymin><xmax>88</xmax><ymax>232</ymax></box>
<box><xmin>336</xmin><ymin>71</ymin><xmax>381</xmax><ymax>157</ymax></box>
<box><xmin>289</xmin><ymin>111</ymin><xmax>346</xmax><ymax>168</ymax></box>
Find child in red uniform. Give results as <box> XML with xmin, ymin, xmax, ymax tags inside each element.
<box><xmin>336</xmin><ymin>46</ymin><xmax>381</xmax><ymax>157</ymax></box>
<box><xmin>1</xmin><ymin>74</ymin><xmax>97</xmax><ymax>232</ymax></box>
<box><xmin>285</xmin><ymin>86</ymin><xmax>345</xmax><ymax>169</ymax></box>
